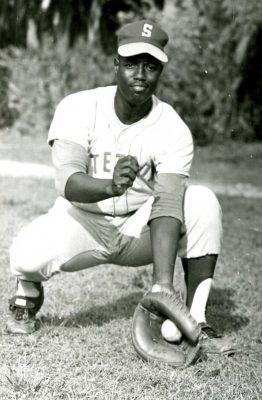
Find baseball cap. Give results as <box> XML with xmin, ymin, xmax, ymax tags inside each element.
<box><xmin>117</xmin><ymin>20</ymin><xmax>169</xmax><ymax>63</ymax></box>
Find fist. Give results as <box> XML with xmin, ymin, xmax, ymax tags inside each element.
<box><xmin>112</xmin><ymin>156</ymin><xmax>139</xmax><ymax>195</ymax></box>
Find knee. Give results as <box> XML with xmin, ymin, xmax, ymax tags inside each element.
<box><xmin>185</xmin><ymin>185</ymin><xmax>222</xmax><ymax>225</ymax></box>
<box><xmin>182</xmin><ymin>186</ymin><xmax>223</xmax><ymax>256</ymax></box>
<box><xmin>10</xmin><ymin>231</ymin><xmax>41</xmax><ymax>275</ymax></box>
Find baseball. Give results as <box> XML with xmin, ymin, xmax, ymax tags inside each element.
<box><xmin>161</xmin><ymin>319</ymin><xmax>183</xmax><ymax>343</ymax></box>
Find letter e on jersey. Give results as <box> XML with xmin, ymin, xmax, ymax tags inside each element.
<box><xmin>141</xmin><ymin>23</ymin><xmax>153</xmax><ymax>38</ymax></box>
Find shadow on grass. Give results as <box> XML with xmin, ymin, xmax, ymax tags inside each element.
<box><xmin>207</xmin><ymin>287</ymin><xmax>249</xmax><ymax>334</ymax></box>
<box><xmin>40</xmin><ymin>291</ymin><xmax>144</xmax><ymax>328</ymax></box>
<box><xmin>40</xmin><ymin>287</ymin><xmax>250</xmax><ymax>333</ymax></box>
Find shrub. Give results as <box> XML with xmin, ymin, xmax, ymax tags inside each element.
<box><xmin>2</xmin><ymin>40</ymin><xmax>114</xmax><ymax>137</ymax></box>
<box><xmin>2</xmin><ymin>0</ymin><xmax>261</xmax><ymax>143</ymax></box>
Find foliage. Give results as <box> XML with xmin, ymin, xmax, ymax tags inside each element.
<box><xmin>0</xmin><ymin>0</ymin><xmax>261</xmax><ymax>142</ymax></box>
<box><xmin>158</xmin><ymin>0</ymin><xmax>262</xmax><ymax>142</ymax></box>
<box><xmin>1</xmin><ymin>41</ymin><xmax>115</xmax><ymax>137</ymax></box>
<box><xmin>0</xmin><ymin>0</ymin><xmax>164</xmax><ymax>50</ymax></box>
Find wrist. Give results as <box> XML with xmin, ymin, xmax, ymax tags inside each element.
<box><xmin>105</xmin><ymin>180</ymin><xmax>123</xmax><ymax>197</ymax></box>
<box><xmin>106</xmin><ymin>180</ymin><xmax>119</xmax><ymax>197</ymax></box>
<box><xmin>105</xmin><ymin>180</ymin><xmax>114</xmax><ymax>197</ymax></box>
<box><xmin>151</xmin><ymin>282</ymin><xmax>175</xmax><ymax>295</ymax></box>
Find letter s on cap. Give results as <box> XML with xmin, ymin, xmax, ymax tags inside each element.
<box><xmin>141</xmin><ymin>23</ymin><xmax>153</xmax><ymax>38</ymax></box>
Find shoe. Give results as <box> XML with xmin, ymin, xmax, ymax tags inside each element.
<box><xmin>6</xmin><ymin>283</ymin><xmax>44</xmax><ymax>334</ymax></box>
<box><xmin>199</xmin><ymin>323</ymin><xmax>237</xmax><ymax>355</ymax></box>
<box><xmin>199</xmin><ymin>323</ymin><xmax>222</xmax><ymax>338</ymax></box>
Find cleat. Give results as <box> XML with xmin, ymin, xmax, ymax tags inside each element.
<box><xmin>199</xmin><ymin>323</ymin><xmax>237</xmax><ymax>355</ymax></box>
<box><xmin>199</xmin><ymin>323</ymin><xmax>222</xmax><ymax>338</ymax></box>
<box><xmin>6</xmin><ymin>283</ymin><xmax>44</xmax><ymax>334</ymax></box>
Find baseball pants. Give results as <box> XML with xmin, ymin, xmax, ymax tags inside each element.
<box><xmin>10</xmin><ymin>185</ymin><xmax>223</xmax><ymax>282</ymax></box>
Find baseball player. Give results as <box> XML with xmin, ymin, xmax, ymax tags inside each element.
<box><xmin>7</xmin><ymin>20</ymin><xmax>227</xmax><ymax>353</ymax></box>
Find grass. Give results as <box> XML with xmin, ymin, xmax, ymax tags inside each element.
<box><xmin>0</xmin><ymin>137</ymin><xmax>261</xmax><ymax>399</ymax></box>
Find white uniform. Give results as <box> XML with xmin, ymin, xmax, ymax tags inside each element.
<box><xmin>49</xmin><ymin>85</ymin><xmax>193</xmax><ymax>217</ymax></box>
<box><xmin>10</xmin><ymin>86</ymin><xmax>222</xmax><ymax>282</ymax></box>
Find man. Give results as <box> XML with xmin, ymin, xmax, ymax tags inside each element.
<box><xmin>7</xmin><ymin>20</ymin><xmax>224</xmax><ymax>350</ymax></box>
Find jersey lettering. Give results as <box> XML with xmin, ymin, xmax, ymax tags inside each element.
<box><xmin>141</xmin><ymin>23</ymin><xmax>153</xmax><ymax>38</ymax></box>
<box><xmin>89</xmin><ymin>152</ymin><xmax>152</xmax><ymax>179</ymax></box>
<box><xmin>103</xmin><ymin>152</ymin><xmax>111</xmax><ymax>172</ymax></box>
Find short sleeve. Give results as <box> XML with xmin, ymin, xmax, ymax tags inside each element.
<box><xmin>47</xmin><ymin>91</ymin><xmax>96</xmax><ymax>150</ymax></box>
<box><xmin>151</xmin><ymin>104</ymin><xmax>194</xmax><ymax>177</ymax></box>
<box><xmin>52</xmin><ymin>139</ymin><xmax>88</xmax><ymax>197</ymax></box>
<box><xmin>148</xmin><ymin>105</ymin><xmax>194</xmax><ymax>223</ymax></box>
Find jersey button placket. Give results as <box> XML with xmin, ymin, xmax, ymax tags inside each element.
<box><xmin>115</xmin><ymin>128</ymin><xmax>130</xmax><ymax>216</ymax></box>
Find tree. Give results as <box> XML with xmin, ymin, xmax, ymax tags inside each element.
<box><xmin>0</xmin><ymin>0</ymin><xmax>165</xmax><ymax>50</ymax></box>
<box><xmin>1</xmin><ymin>0</ymin><xmax>261</xmax><ymax>141</ymax></box>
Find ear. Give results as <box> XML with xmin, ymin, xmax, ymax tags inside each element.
<box><xmin>159</xmin><ymin>62</ymin><xmax>164</xmax><ymax>74</ymax></box>
<box><xmin>114</xmin><ymin>56</ymin><xmax>119</xmax><ymax>73</ymax></box>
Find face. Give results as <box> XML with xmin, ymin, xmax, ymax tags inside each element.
<box><xmin>114</xmin><ymin>54</ymin><xmax>163</xmax><ymax>106</ymax></box>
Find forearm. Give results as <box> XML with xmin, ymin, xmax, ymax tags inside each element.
<box><xmin>51</xmin><ymin>140</ymin><xmax>136</xmax><ymax>203</ymax></box>
<box><xmin>65</xmin><ymin>172</ymin><xmax>116</xmax><ymax>203</ymax></box>
<box><xmin>150</xmin><ymin>216</ymin><xmax>181</xmax><ymax>287</ymax></box>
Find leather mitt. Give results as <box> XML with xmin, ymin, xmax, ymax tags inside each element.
<box><xmin>131</xmin><ymin>291</ymin><xmax>202</xmax><ymax>367</ymax></box>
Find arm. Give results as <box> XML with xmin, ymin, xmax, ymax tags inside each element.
<box><xmin>65</xmin><ymin>172</ymin><xmax>117</xmax><ymax>203</ymax></box>
<box><xmin>65</xmin><ymin>156</ymin><xmax>139</xmax><ymax>203</ymax></box>
<box><xmin>52</xmin><ymin>139</ymin><xmax>139</xmax><ymax>203</ymax></box>
<box><xmin>150</xmin><ymin>216</ymin><xmax>181</xmax><ymax>292</ymax></box>
<box><xmin>149</xmin><ymin>173</ymin><xmax>186</xmax><ymax>293</ymax></box>
<box><xmin>148</xmin><ymin>117</ymin><xmax>193</xmax><ymax>293</ymax></box>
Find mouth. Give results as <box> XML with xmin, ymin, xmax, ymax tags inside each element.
<box><xmin>131</xmin><ymin>84</ymin><xmax>148</xmax><ymax>93</ymax></box>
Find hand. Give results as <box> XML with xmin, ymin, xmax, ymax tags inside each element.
<box><xmin>150</xmin><ymin>283</ymin><xmax>176</xmax><ymax>296</ymax></box>
<box><xmin>112</xmin><ymin>156</ymin><xmax>139</xmax><ymax>196</ymax></box>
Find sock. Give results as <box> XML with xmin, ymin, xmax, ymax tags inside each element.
<box><xmin>182</xmin><ymin>255</ymin><xmax>217</xmax><ymax>324</ymax></box>
<box><xmin>189</xmin><ymin>278</ymin><xmax>213</xmax><ymax>323</ymax></box>
<box><xmin>16</xmin><ymin>280</ymin><xmax>41</xmax><ymax>298</ymax></box>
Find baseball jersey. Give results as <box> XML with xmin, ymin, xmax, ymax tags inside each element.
<box><xmin>48</xmin><ymin>85</ymin><xmax>193</xmax><ymax>219</ymax></box>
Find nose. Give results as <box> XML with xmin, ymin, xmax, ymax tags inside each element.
<box><xmin>134</xmin><ymin>64</ymin><xmax>146</xmax><ymax>80</ymax></box>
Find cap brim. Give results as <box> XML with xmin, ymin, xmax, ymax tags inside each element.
<box><xmin>118</xmin><ymin>42</ymin><xmax>168</xmax><ymax>63</ymax></box>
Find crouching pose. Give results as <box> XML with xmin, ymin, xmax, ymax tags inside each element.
<box><xmin>7</xmin><ymin>20</ymin><xmax>228</xmax><ymax>354</ymax></box>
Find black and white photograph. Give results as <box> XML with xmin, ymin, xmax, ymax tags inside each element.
<box><xmin>0</xmin><ymin>1</ymin><xmax>261</xmax><ymax>399</ymax></box>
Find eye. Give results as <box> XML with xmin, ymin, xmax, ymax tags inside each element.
<box><xmin>146</xmin><ymin>64</ymin><xmax>157</xmax><ymax>71</ymax></box>
<box><xmin>125</xmin><ymin>62</ymin><xmax>135</xmax><ymax>69</ymax></box>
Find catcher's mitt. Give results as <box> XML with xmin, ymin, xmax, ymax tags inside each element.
<box><xmin>131</xmin><ymin>291</ymin><xmax>202</xmax><ymax>367</ymax></box>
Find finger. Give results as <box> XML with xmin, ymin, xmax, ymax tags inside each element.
<box><xmin>115</xmin><ymin>176</ymin><xmax>134</xmax><ymax>188</ymax></box>
<box><xmin>120</xmin><ymin>162</ymin><xmax>139</xmax><ymax>175</ymax></box>
<box><xmin>127</xmin><ymin>156</ymin><xmax>139</xmax><ymax>171</ymax></box>
<box><xmin>119</xmin><ymin>167</ymin><xmax>137</xmax><ymax>181</ymax></box>
<box><xmin>113</xmin><ymin>183</ymin><xmax>131</xmax><ymax>196</ymax></box>
<box><xmin>115</xmin><ymin>183</ymin><xmax>128</xmax><ymax>194</ymax></box>
<box><xmin>117</xmin><ymin>156</ymin><xmax>139</xmax><ymax>172</ymax></box>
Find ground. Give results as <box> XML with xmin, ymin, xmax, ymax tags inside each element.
<box><xmin>0</xmin><ymin>132</ymin><xmax>261</xmax><ymax>400</ymax></box>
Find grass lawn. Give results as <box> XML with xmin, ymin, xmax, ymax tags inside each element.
<box><xmin>0</xmin><ymin>135</ymin><xmax>261</xmax><ymax>399</ymax></box>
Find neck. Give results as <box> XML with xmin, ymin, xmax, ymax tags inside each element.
<box><xmin>114</xmin><ymin>91</ymin><xmax>153</xmax><ymax>125</ymax></box>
